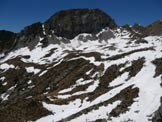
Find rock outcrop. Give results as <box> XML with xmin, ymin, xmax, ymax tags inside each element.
<box><xmin>20</xmin><ymin>22</ymin><xmax>43</xmax><ymax>37</ymax></box>
<box><xmin>0</xmin><ymin>30</ymin><xmax>16</xmax><ymax>53</ymax></box>
<box><xmin>44</xmin><ymin>9</ymin><xmax>117</xmax><ymax>39</ymax></box>
<box><xmin>146</xmin><ymin>20</ymin><xmax>162</xmax><ymax>36</ymax></box>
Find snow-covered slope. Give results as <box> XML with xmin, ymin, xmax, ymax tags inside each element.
<box><xmin>0</xmin><ymin>27</ymin><xmax>162</xmax><ymax>122</ymax></box>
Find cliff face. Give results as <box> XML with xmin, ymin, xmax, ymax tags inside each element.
<box><xmin>20</xmin><ymin>22</ymin><xmax>43</xmax><ymax>37</ymax></box>
<box><xmin>0</xmin><ymin>30</ymin><xmax>16</xmax><ymax>53</ymax></box>
<box><xmin>44</xmin><ymin>9</ymin><xmax>117</xmax><ymax>39</ymax></box>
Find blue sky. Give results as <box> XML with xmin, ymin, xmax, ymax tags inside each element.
<box><xmin>0</xmin><ymin>0</ymin><xmax>162</xmax><ymax>32</ymax></box>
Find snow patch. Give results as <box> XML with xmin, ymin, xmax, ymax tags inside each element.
<box><xmin>25</xmin><ymin>67</ymin><xmax>40</xmax><ymax>74</ymax></box>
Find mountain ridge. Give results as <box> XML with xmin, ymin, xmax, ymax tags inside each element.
<box><xmin>0</xmin><ymin>9</ymin><xmax>162</xmax><ymax>122</ymax></box>
<box><xmin>0</xmin><ymin>9</ymin><xmax>162</xmax><ymax>54</ymax></box>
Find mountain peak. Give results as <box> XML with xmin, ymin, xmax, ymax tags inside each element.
<box><xmin>44</xmin><ymin>8</ymin><xmax>117</xmax><ymax>39</ymax></box>
<box><xmin>0</xmin><ymin>9</ymin><xmax>162</xmax><ymax>122</ymax></box>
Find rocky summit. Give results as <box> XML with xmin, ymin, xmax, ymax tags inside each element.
<box><xmin>44</xmin><ymin>9</ymin><xmax>117</xmax><ymax>39</ymax></box>
<box><xmin>0</xmin><ymin>9</ymin><xmax>162</xmax><ymax>122</ymax></box>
